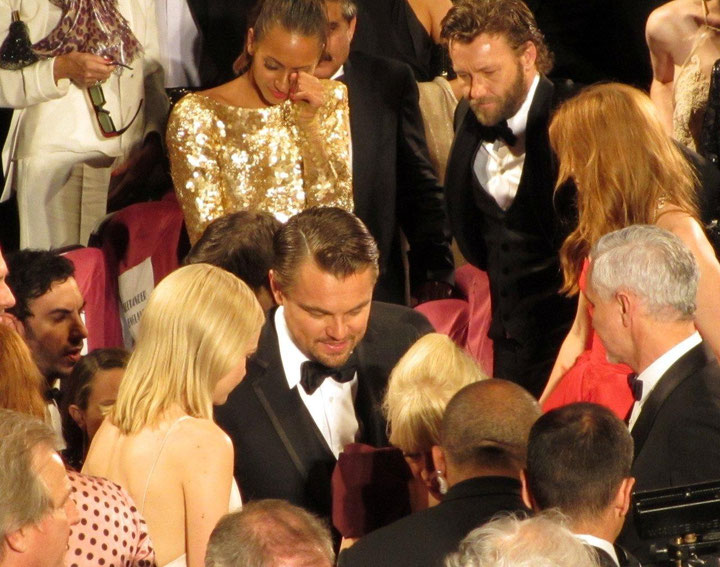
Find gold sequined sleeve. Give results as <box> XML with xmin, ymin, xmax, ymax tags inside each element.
<box><xmin>296</xmin><ymin>81</ymin><xmax>354</xmax><ymax>212</ymax></box>
<box><xmin>167</xmin><ymin>94</ymin><xmax>226</xmax><ymax>243</ymax></box>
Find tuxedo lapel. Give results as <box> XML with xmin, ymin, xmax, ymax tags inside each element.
<box><xmin>631</xmin><ymin>343</ymin><xmax>709</xmax><ymax>460</ymax></box>
<box><xmin>250</xmin><ymin>312</ymin><xmax>336</xmax><ymax>477</ymax></box>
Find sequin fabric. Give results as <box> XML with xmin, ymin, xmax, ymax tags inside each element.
<box><xmin>167</xmin><ymin>80</ymin><xmax>353</xmax><ymax>243</ymax></box>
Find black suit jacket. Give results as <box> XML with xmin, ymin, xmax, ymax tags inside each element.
<box><xmin>591</xmin><ymin>544</ymin><xmax>641</xmax><ymax>567</ymax></box>
<box><xmin>214</xmin><ymin>301</ymin><xmax>433</xmax><ymax>519</ymax></box>
<box><xmin>443</xmin><ymin>76</ymin><xmax>577</xmax><ymax>388</ymax></box>
<box><xmin>338</xmin><ymin>476</ymin><xmax>528</xmax><ymax>567</ymax></box>
<box><xmin>618</xmin><ymin>341</ymin><xmax>720</xmax><ymax>563</ymax></box>
<box><xmin>342</xmin><ymin>52</ymin><xmax>454</xmax><ymax>304</ymax></box>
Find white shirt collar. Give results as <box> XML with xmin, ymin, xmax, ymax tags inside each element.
<box><xmin>274</xmin><ymin>306</ymin><xmax>310</xmax><ymax>390</ymax></box>
<box><xmin>505</xmin><ymin>73</ymin><xmax>539</xmax><ymax>141</ymax></box>
<box><xmin>628</xmin><ymin>331</ymin><xmax>701</xmax><ymax>429</ymax></box>
<box><xmin>575</xmin><ymin>534</ymin><xmax>619</xmax><ymax>566</ymax></box>
<box><xmin>331</xmin><ymin>65</ymin><xmax>346</xmax><ymax>80</ymax></box>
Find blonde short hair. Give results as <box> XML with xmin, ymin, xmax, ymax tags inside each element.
<box><xmin>110</xmin><ymin>264</ymin><xmax>265</xmax><ymax>434</ymax></box>
<box><xmin>383</xmin><ymin>334</ymin><xmax>488</xmax><ymax>454</ymax></box>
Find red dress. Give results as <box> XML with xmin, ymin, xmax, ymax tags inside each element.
<box><xmin>542</xmin><ymin>260</ymin><xmax>635</xmax><ymax>420</ymax></box>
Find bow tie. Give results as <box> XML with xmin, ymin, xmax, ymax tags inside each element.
<box><xmin>45</xmin><ymin>387</ymin><xmax>62</xmax><ymax>404</ymax></box>
<box><xmin>300</xmin><ymin>359</ymin><xmax>356</xmax><ymax>396</ymax></box>
<box><xmin>627</xmin><ymin>373</ymin><xmax>643</xmax><ymax>402</ymax></box>
<box><xmin>479</xmin><ymin>120</ymin><xmax>518</xmax><ymax>146</ymax></box>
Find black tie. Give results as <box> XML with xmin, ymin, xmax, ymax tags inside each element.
<box><xmin>45</xmin><ymin>387</ymin><xmax>62</xmax><ymax>404</ymax></box>
<box><xmin>627</xmin><ymin>373</ymin><xmax>643</xmax><ymax>402</ymax></box>
<box><xmin>479</xmin><ymin>120</ymin><xmax>517</xmax><ymax>146</ymax></box>
<box><xmin>300</xmin><ymin>360</ymin><xmax>356</xmax><ymax>396</ymax></box>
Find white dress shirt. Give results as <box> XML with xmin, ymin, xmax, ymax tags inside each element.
<box><xmin>627</xmin><ymin>331</ymin><xmax>702</xmax><ymax>430</ymax></box>
<box><xmin>473</xmin><ymin>73</ymin><xmax>540</xmax><ymax>210</ymax></box>
<box><xmin>576</xmin><ymin>534</ymin><xmax>619</xmax><ymax>566</ymax></box>
<box><xmin>275</xmin><ymin>307</ymin><xmax>359</xmax><ymax>458</ymax></box>
<box><xmin>156</xmin><ymin>0</ymin><xmax>202</xmax><ymax>88</ymax></box>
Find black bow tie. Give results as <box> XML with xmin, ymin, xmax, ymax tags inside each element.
<box><xmin>479</xmin><ymin>120</ymin><xmax>518</xmax><ymax>146</ymax></box>
<box><xmin>300</xmin><ymin>359</ymin><xmax>356</xmax><ymax>396</ymax></box>
<box><xmin>627</xmin><ymin>373</ymin><xmax>643</xmax><ymax>402</ymax></box>
<box><xmin>45</xmin><ymin>387</ymin><xmax>62</xmax><ymax>404</ymax></box>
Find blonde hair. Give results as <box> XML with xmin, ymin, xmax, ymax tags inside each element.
<box><xmin>383</xmin><ymin>333</ymin><xmax>488</xmax><ymax>454</ymax></box>
<box><xmin>110</xmin><ymin>264</ymin><xmax>265</xmax><ymax>434</ymax></box>
<box><xmin>549</xmin><ymin>83</ymin><xmax>699</xmax><ymax>295</ymax></box>
<box><xmin>0</xmin><ymin>325</ymin><xmax>46</xmax><ymax>420</ymax></box>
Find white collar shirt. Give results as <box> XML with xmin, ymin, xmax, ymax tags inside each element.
<box><xmin>275</xmin><ymin>307</ymin><xmax>359</xmax><ymax>458</ymax></box>
<box><xmin>628</xmin><ymin>331</ymin><xmax>701</xmax><ymax>430</ymax></box>
<box><xmin>473</xmin><ymin>73</ymin><xmax>540</xmax><ymax>210</ymax></box>
<box><xmin>576</xmin><ymin>534</ymin><xmax>619</xmax><ymax>567</ymax></box>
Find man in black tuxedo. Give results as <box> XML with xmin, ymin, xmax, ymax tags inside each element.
<box><xmin>214</xmin><ymin>208</ymin><xmax>432</xmax><ymax>521</ymax></box>
<box><xmin>442</xmin><ymin>0</ymin><xmax>577</xmax><ymax>397</ymax></box>
<box><xmin>338</xmin><ymin>379</ymin><xmax>537</xmax><ymax>567</ymax></box>
<box><xmin>314</xmin><ymin>0</ymin><xmax>454</xmax><ymax>306</ymax></box>
<box><xmin>583</xmin><ymin>225</ymin><xmax>720</xmax><ymax>563</ymax></box>
<box><xmin>523</xmin><ymin>403</ymin><xmax>639</xmax><ymax>567</ymax></box>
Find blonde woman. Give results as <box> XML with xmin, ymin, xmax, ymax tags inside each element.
<box><xmin>83</xmin><ymin>264</ymin><xmax>264</xmax><ymax>567</ymax></box>
<box><xmin>540</xmin><ymin>83</ymin><xmax>720</xmax><ymax>419</ymax></box>
<box><xmin>0</xmin><ymin>324</ymin><xmax>46</xmax><ymax>420</ymax></box>
<box><xmin>383</xmin><ymin>333</ymin><xmax>488</xmax><ymax>511</ymax></box>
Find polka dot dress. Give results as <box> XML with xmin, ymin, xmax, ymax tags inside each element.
<box><xmin>67</xmin><ymin>470</ymin><xmax>156</xmax><ymax>567</ymax></box>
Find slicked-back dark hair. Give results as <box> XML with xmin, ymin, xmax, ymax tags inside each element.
<box><xmin>272</xmin><ymin>207</ymin><xmax>379</xmax><ymax>292</ymax></box>
<box><xmin>185</xmin><ymin>211</ymin><xmax>282</xmax><ymax>291</ymax></box>
<box><xmin>441</xmin><ymin>0</ymin><xmax>553</xmax><ymax>75</ymax></box>
<box><xmin>6</xmin><ymin>249</ymin><xmax>75</xmax><ymax>321</ymax></box>
<box><xmin>526</xmin><ymin>402</ymin><xmax>633</xmax><ymax>520</ymax></box>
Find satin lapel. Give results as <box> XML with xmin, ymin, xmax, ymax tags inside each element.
<box><xmin>445</xmin><ymin>100</ymin><xmax>486</xmax><ymax>267</ymax></box>
<box><xmin>353</xmin><ymin>333</ymin><xmax>386</xmax><ymax>447</ymax></box>
<box><xmin>631</xmin><ymin>343</ymin><xmax>709</xmax><ymax>460</ymax></box>
<box><xmin>517</xmin><ymin>76</ymin><xmax>557</xmax><ymax>246</ymax></box>
<box><xmin>340</xmin><ymin>57</ymin><xmax>371</xmax><ymax>217</ymax></box>
<box><xmin>251</xmin><ymin>312</ymin><xmax>335</xmax><ymax>477</ymax></box>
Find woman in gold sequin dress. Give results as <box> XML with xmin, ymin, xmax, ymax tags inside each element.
<box><xmin>167</xmin><ymin>0</ymin><xmax>353</xmax><ymax>243</ymax></box>
<box><xmin>647</xmin><ymin>0</ymin><xmax>720</xmax><ymax>150</ymax></box>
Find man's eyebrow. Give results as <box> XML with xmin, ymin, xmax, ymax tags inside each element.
<box><xmin>299</xmin><ymin>299</ymin><xmax>371</xmax><ymax>315</ymax></box>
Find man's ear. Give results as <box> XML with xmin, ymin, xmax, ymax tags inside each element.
<box><xmin>616</xmin><ymin>291</ymin><xmax>633</xmax><ymax>327</ymax></box>
<box><xmin>520</xmin><ymin>469</ymin><xmax>538</xmax><ymax>511</ymax></box>
<box><xmin>521</xmin><ymin>41</ymin><xmax>537</xmax><ymax>72</ymax></box>
<box><xmin>615</xmin><ymin>476</ymin><xmax>635</xmax><ymax>517</ymax></box>
<box><xmin>347</xmin><ymin>16</ymin><xmax>358</xmax><ymax>42</ymax></box>
<box><xmin>68</xmin><ymin>404</ymin><xmax>86</xmax><ymax>430</ymax></box>
<box><xmin>5</xmin><ymin>526</ymin><xmax>28</xmax><ymax>553</ymax></box>
<box><xmin>268</xmin><ymin>270</ymin><xmax>285</xmax><ymax>306</ymax></box>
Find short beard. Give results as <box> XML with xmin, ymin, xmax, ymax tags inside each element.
<box><xmin>470</xmin><ymin>60</ymin><xmax>528</xmax><ymax>126</ymax></box>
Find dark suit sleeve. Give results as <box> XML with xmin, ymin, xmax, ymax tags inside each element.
<box><xmin>393</xmin><ymin>64</ymin><xmax>455</xmax><ymax>290</ymax></box>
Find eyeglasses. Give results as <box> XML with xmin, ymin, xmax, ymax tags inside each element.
<box><xmin>87</xmin><ymin>84</ymin><xmax>143</xmax><ymax>138</ymax></box>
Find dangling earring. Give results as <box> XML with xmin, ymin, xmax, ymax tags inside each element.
<box><xmin>435</xmin><ymin>470</ymin><xmax>448</xmax><ymax>495</ymax></box>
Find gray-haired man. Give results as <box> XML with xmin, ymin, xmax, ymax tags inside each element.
<box><xmin>0</xmin><ymin>409</ymin><xmax>79</xmax><ymax>567</ymax></box>
<box><xmin>585</xmin><ymin>225</ymin><xmax>720</xmax><ymax>563</ymax></box>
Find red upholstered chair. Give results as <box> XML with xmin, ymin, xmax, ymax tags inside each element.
<box><xmin>63</xmin><ymin>247</ymin><xmax>123</xmax><ymax>351</ymax></box>
<box><xmin>415</xmin><ymin>264</ymin><xmax>494</xmax><ymax>375</ymax></box>
<box><xmin>95</xmin><ymin>195</ymin><xmax>190</xmax><ymax>347</ymax></box>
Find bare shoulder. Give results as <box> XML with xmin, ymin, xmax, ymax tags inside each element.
<box><xmin>657</xmin><ymin>206</ymin><xmax>703</xmax><ymax>237</ymax></box>
<box><xmin>173</xmin><ymin>417</ymin><xmax>232</xmax><ymax>453</ymax></box>
<box><xmin>647</xmin><ymin>0</ymin><xmax>698</xmax><ymax>44</ymax></box>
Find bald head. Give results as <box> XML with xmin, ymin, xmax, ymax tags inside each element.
<box><xmin>440</xmin><ymin>380</ymin><xmax>540</xmax><ymax>476</ymax></box>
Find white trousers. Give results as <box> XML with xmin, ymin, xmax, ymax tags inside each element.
<box><xmin>15</xmin><ymin>152</ymin><xmax>118</xmax><ymax>249</ymax></box>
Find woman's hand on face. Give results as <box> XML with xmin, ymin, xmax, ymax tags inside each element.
<box><xmin>53</xmin><ymin>52</ymin><xmax>115</xmax><ymax>87</ymax></box>
<box><xmin>289</xmin><ymin>71</ymin><xmax>325</xmax><ymax>124</ymax></box>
